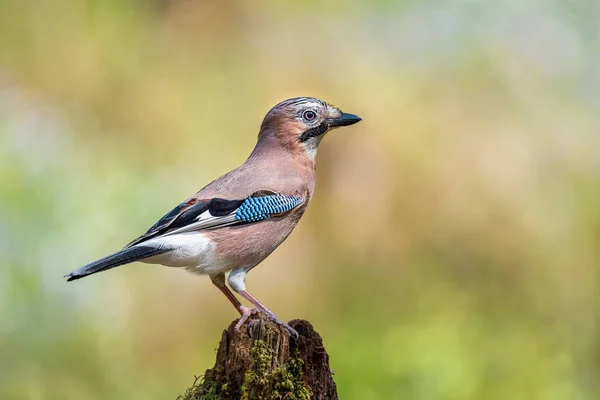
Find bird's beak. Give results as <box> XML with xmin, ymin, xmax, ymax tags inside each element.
<box><xmin>328</xmin><ymin>112</ymin><xmax>362</xmax><ymax>128</ymax></box>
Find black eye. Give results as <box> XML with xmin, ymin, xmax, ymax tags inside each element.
<box><xmin>302</xmin><ymin>110</ymin><xmax>317</xmax><ymax>122</ymax></box>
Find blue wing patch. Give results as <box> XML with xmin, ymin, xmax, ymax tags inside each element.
<box><xmin>235</xmin><ymin>195</ymin><xmax>302</xmax><ymax>223</ymax></box>
<box><xmin>126</xmin><ymin>193</ymin><xmax>302</xmax><ymax>245</ymax></box>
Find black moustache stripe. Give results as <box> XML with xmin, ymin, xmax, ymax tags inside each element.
<box><xmin>299</xmin><ymin>122</ymin><xmax>329</xmax><ymax>142</ymax></box>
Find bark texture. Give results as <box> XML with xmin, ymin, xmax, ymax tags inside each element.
<box><xmin>179</xmin><ymin>314</ymin><xmax>337</xmax><ymax>400</ymax></box>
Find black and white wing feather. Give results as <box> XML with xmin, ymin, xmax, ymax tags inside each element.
<box><xmin>125</xmin><ymin>190</ymin><xmax>303</xmax><ymax>247</ymax></box>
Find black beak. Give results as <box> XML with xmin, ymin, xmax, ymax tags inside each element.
<box><xmin>328</xmin><ymin>112</ymin><xmax>362</xmax><ymax>127</ymax></box>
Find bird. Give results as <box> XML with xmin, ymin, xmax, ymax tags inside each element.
<box><xmin>64</xmin><ymin>97</ymin><xmax>361</xmax><ymax>338</ymax></box>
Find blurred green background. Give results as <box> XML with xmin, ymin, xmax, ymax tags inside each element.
<box><xmin>1</xmin><ymin>0</ymin><xmax>599</xmax><ymax>399</ymax></box>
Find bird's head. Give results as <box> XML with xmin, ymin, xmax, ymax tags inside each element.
<box><xmin>256</xmin><ymin>97</ymin><xmax>361</xmax><ymax>161</ymax></box>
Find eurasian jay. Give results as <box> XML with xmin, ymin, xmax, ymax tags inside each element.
<box><xmin>65</xmin><ymin>97</ymin><xmax>361</xmax><ymax>337</ymax></box>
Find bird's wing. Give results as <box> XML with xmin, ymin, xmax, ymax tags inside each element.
<box><xmin>124</xmin><ymin>197</ymin><xmax>205</xmax><ymax>247</ymax></box>
<box><xmin>124</xmin><ymin>190</ymin><xmax>303</xmax><ymax>248</ymax></box>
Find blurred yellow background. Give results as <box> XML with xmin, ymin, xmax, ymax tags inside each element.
<box><xmin>1</xmin><ymin>1</ymin><xmax>599</xmax><ymax>399</ymax></box>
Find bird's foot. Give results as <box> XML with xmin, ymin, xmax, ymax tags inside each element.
<box><xmin>263</xmin><ymin>313</ymin><xmax>299</xmax><ymax>340</ymax></box>
<box><xmin>234</xmin><ymin>307</ymin><xmax>299</xmax><ymax>339</ymax></box>
<box><xmin>234</xmin><ymin>306</ymin><xmax>259</xmax><ymax>331</ymax></box>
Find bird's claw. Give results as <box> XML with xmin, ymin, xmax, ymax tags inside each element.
<box><xmin>234</xmin><ymin>306</ymin><xmax>259</xmax><ymax>331</ymax></box>
<box><xmin>263</xmin><ymin>314</ymin><xmax>299</xmax><ymax>339</ymax></box>
<box><xmin>281</xmin><ymin>323</ymin><xmax>299</xmax><ymax>340</ymax></box>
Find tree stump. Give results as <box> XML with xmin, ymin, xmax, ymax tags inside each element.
<box><xmin>178</xmin><ymin>314</ymin><xmax>338</xmax><ymax>400</ymax></box>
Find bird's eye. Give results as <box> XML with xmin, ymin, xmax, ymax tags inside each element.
<box><xmin>302</xmin><ymin>110</ymin><xmax>317</xmax><ymax>122</ymax></box>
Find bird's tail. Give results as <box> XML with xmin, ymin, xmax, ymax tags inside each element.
<box><xmin>64</xmin><ymin>246</ymin><xmax>169</xmax><ymax>282</ymax></box>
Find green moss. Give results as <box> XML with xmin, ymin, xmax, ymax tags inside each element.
<box><xmin>273</xmin><ymin>350</ymin><xmax>311</xmax><ymax>400</ymax></box>
<box><xmin>240</xmin><ymin>341</ymin><xmax>310</xmax><ymax>400</ymax></box>
<box><xmin>178</xmin><ymin>375</ymin><xmax>223</xmax><ymax>400</ymax></box>
<box><xmin>180</xmin><ymin>340</ymin><xmax>310</xmax><ymax>400</ymax></box>
<box><xmin>240</xmin><ymin>341</ymin><xmax>272</xmax><ymax>399</ymax></box>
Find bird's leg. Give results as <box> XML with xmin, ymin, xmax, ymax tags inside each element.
<box><xmin>210</xmin><ymin>273</ymin><xmax>243</xmax><ymax>309</ymax></box>
<box><xmin>237</xmin><ymin>289</ymin><xmax>299</xmax><ymax>339</ymax></box>
<box><xmin>210</xmin><ymin>274</ymin><xmax>257</xmax><ymax>330</ymax></box>
<box><xmin>227</xmin><ymin>269</ymin><xmax>299</xmax><ymax>339</ymax></box>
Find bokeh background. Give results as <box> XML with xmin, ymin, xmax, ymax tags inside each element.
<box><xmin>1</xmin><ymin>1</ymin><xmax>599</xmax><ymax>399</ymax></box>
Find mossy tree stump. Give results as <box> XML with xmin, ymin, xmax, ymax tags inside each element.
<box><xmin>179</xmin><ymin>314</ymin><xmax>338</xmax><ymax>400</ymax></box>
